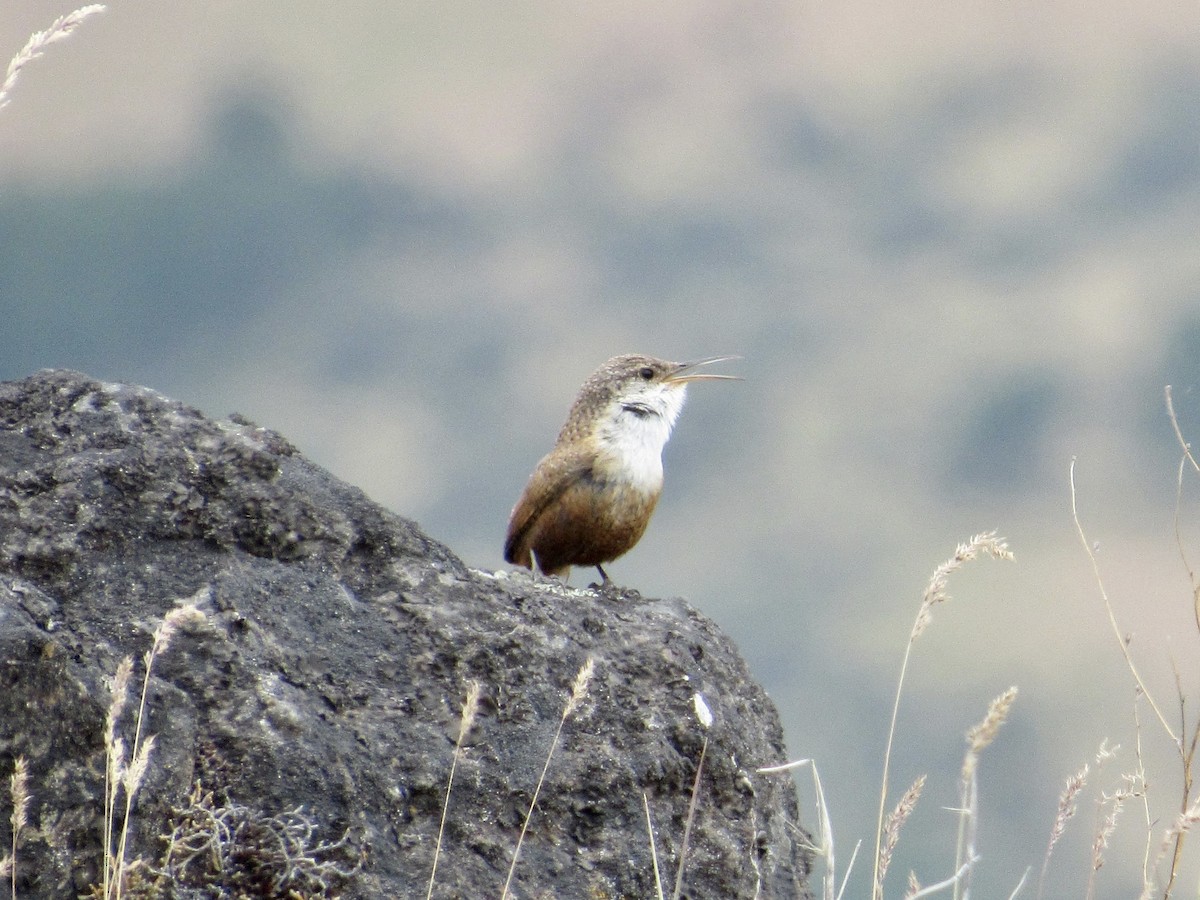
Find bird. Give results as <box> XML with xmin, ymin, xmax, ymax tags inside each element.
<box><xmin>504</xmin><ymin>354</ymin><xmax>739</xmax><ymax>584</ymax></box>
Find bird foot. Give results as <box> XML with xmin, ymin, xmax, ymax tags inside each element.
<box><xmin>588</xmin><ymin>564</ymin><xmax>618</xmax><ymax>593</ymax></box>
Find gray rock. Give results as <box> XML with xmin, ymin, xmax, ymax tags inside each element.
<box><xmin>0</xmin><ymin>369</ymin><xmax>812</xmax><ymax>899</ymax></box>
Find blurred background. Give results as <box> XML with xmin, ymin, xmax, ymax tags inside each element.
<box><xmin>3</xmin><ymin>1</ymin><xmax>1199</xmax><ymax>895</ymax></box>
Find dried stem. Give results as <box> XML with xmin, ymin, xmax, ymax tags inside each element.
<box><xmin>877</xmin><ymin>774</ymin><xmax>926</xmax><ymax>896</ymax></box>
<box><xmin>1136</xmin><ymin>797</ymin><xmax>1200</xmax><ymax>900</ymax></box>
<box><xmin>643</xmin><ymin>792</ymin><xmax>665</xmax><ymax>900</ymax></box>
<box><xmin>1037</xmin><ymin>763</ymin><xmax>1089</xmax><ymax>899</ymax></box>
<box><xmin>672</xmin><ymin>739</ymin><xmax>708</xmax><ymax>900</ymax></box>
<box><xmin>425</xmin><ymin>680</ymin><xmax>481</xmax><ymax>900</ymax></box>
<box><xmin>906</xmin><ymin>859</ymin><xmax>976</xmax><ymax>899</ymax></box>
<box><xmin>1165</xmin><ymin>386</ymin><xmax>1200</xmax><ymax>477</ymax></box>
<box><xmin>672</xmin><ymin>693</ymin><xmax>714</xmax><ymax>900</ymax></box>
<box><xmin>1171</xmin><ymin>454</ymin><xmax>1200</xmax><ymax>636</ymax></box>
<box><xmin>105</xmin><ymin>603</ymin><xmax>204</xmax><ymax>900</ymax></box>
<box><xmin>7</xmin><ymin>757</ymin><xmax>29</xmax><ymax>900</ymax></box>
<box><xmin>500</xmin><ymin>657</ymin><xmax>594</xmax><ymax>900</ymax></box>
<box><xmin>1069</xmin><ymin>459</ymin><xmax>1177</xmax><ymax>745</ymax></box>
<box><xmin>0</xmin><ymin>5</ymin><xmax>106</xmax><ymax>109</ymax></box>
<box><xmin>872</xmin><ymin>533</ymin><xmax>1012</xmax><ymax>900</ymax></box>
<box><xmin>102</xmin><ymin>656</ymin><xmax>133</xmax><ymax>896</ymax></box>
<box><xmin>955</xmin><ymin>687</ymin><xmax>1017</xmax><ymax>900</ymax></box>
<box><xmin>757</xmin><ymin>758</ymin><xmax>843</xmax><ymax>900</ymax></box>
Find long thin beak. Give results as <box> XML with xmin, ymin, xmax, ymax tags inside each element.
<box><xmin>664</xmin><ymin>355</ymin><xmax>743</xmax><ymax>383</ymax></box>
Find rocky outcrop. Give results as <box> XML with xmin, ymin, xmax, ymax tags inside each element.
<box><xmin>0</xmin><ymin>369</ymin><xmax>811</xmax><ymax>899</ymax></box>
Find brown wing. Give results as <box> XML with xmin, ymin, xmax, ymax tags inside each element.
<box><xmin>504</xmin><ymin>447</ymin><xmax>591</xmax><ymax>571</ymax></box>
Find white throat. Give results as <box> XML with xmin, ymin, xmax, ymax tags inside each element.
<box><xmin>594</xmin><ymin>384</ymin><xmax>687</xmax><ymax>491</ymax></box>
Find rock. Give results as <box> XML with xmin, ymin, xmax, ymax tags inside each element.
<box><xmin>0</xmin><ymin>369</ymin><xmax>812</xmax><ymax>899</ymax></box>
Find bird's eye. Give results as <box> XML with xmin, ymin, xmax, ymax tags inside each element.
<box><xmin>639</xmin><ymin>367</ymin><xmax>654</xmax><ymax>380</ymax></box>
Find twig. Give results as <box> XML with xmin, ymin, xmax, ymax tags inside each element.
<box><xmin>836</xmin><ymin>839</ymin><xmax>862</xmax><ymax>900</ymax></box>
<box><xmin>1136</xmin><ymin>796</ymin><xmax>1200</xmax><ymax>900</ymax></box>
<box><xmin>1130</xmin><ymin>696</ymin><xmax>1153</xmax><ymax>891</ymax></box>
<box><xmin>1069</xmin><ymin>459</ymin><xmax>1178</xmax><ymax>745</ymax></box>
<box><xmin>1167</xmin><ymin>387</ymin><xmax>1200</xmax><ymax>636</ymax></box>
<box><xmin>1165</xmin><ymin>386</ymin><xmax>1200</xmax><ymax>476</ymax></box>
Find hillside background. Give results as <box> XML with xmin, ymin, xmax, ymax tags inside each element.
<box><xmin>2</xmin><ymin>2</ymin><xmax>1198</xmax><ymax>895</ymax></box>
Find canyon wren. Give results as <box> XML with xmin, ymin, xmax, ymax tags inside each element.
<box><xmin>504</xmin><ymin>354</ymin><xmax>739</xmax><ymax>583</ymax></box>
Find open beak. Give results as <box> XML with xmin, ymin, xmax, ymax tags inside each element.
<box><xmin>663</xmin><ymin>355</ymin><xmax>743</xmax><ymax>384</ymax></box>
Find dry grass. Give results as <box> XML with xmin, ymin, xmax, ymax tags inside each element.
<box><xmin>1023</xmin><ymin>393</ymin><xmax>1200</xmax><ymax>899</ymax></box>
<box><xmin>427</xmin><ymin>659</ymin><xmax>725</xmax><ymax>899</ymax></box>
<box><xmin>954</xmin><ymin>686</ymin><xmax>1018</xmax><ymax>899</ymax></box>
<box><xmin>1053</xmin><ymin>391</ymin><xmax>1200</xmax><ymax>900</ymax></box>
<box><xmin>763</xmin><ymin>482</ymin><xmax>1197</xmax><ymax>900</ymax></box>
<box><xmin>1036</xmin><ymin>761</ymin><xmax>1089</xmax><ymax>898</ymax></box>
<box><xmin>876</xmin><ymin>774</ymin><xmax>925</xmax><ymax>896</ymax></box>
<box><xmin>499</xmin><ymin>656</ymin><xmax>595</xmax><ymax>900</ymax></box>
<box><xmin>639</xmin><ymin>692</ymin><xmax>720</xmax><ymax>900</ymax></box>
<box><xmin>870</xmin><ymin>532</ymin><xmax>1014</xmax><ymax>900</ymax></box>
<box><xmin>426</xmin><ymin>679</ymin><xmax>482</xmax><ymax>899</ymax></box>
<box><xmin>0</xmin><ymin>756</ymin><xmax>29</xmax><ymax>899</ymax></box>
<box><xmin>1090</xmin><ymin>769</ymin><xmax>1144</xmax><ymax>899</ymax></box>
<box><xmin>671</xmin><ymin>692</ymin><xmax>714</xmax><ymax>900</ymax></box>
<box><xmin>643</xmin><ymin>791</ymin><xmax>666</xmax><ymax>900</ymax></box>
<box><xmin>757</xmin><ymin>757</ymin><xmax>855</xmax><ymax>900</ymax></box>
<box><xmin>0</xmin><ymin>5</ymin><xmax>106</xmax><ymax>110</ymax></box>
<box><xmin>1136</xmin><ymin>799</ymin><xmax>1200</xmax><ymax>900</ymax></box>
<box><xmin>759</xmin><ymin>534</ymin><xmax>1016</xmax><ymax>900</ymax></box>
<box><xmin>100</xmin><ymin>602</ymin><xmax>206</xmax><ymax>900</ymax></box>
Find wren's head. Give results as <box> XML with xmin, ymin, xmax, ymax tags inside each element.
<box><xmin>558</xmin><ymin>354</ymin><xmax>740</xmax><ymax>488</ymax></box>
<box><xmin>559</xmin><ymin>355</ymin><xmax>739</xmax><ymax>440</ymax></box>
